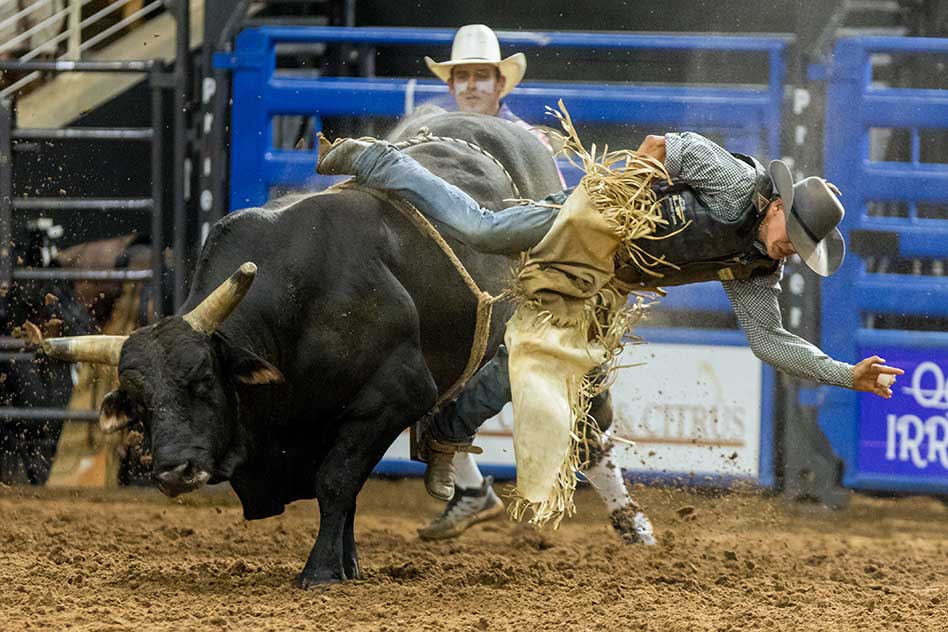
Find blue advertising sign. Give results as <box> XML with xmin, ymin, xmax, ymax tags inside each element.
<box><xmin>858</xmin><ymin>347</ymin><xmax>948</xmax><ymax>480</ymax></box>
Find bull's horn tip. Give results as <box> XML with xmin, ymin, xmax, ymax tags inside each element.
<box><xmin>239</xmin><ymin>262</ymin><xmax>257</xmax><ymax>276</ymax></box>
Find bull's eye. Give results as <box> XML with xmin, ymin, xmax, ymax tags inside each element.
<box><xmin>189</xmin><ymin>375</ymin><xmax>214</xmax><ymax>399</ymax></box>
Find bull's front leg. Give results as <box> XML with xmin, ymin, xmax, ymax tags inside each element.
<box><xmin>296</xmin><ymin>500</ymin><xmax>350</xmax><ymax>587</ymax></box>
<box><xmin>295</xmin><ymin>499</ymin><xmax>361</xmax><ymax>587</ymax></box>
<box><xmin>297</xmin><ymin>344</ymin><xmax>436</xmax><ymax>588</ymax></box>
<box><xmin>343</xmin><ymin>503</ymin><xmax>359</xmax><ymax>580</ymax></box>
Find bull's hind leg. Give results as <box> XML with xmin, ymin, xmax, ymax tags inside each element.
<box><xmin>297</xmin><ymin>344</ymin><xmax>436</xmax><ymax>588</ymax></box>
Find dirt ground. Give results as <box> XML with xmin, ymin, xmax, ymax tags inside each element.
<box><xmin>0</xmin><ymin>479</ymin><xmax>946</xmax><ymax>632</ymax></box>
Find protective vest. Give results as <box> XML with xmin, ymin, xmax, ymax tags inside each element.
<box><xmin>616</xmin><ymin>154</ymin><xmax>780</xmax><ymax>290</ymax></box>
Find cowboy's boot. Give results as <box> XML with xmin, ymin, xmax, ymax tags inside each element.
<box><xmin>315</xmin><ymin>133</ymin><xmax>373</xmax><ymax>176</ymax></box>
<box><xmin>425</xmin><ymin>438</ymin><xmax>483</xmax><ymax>502</ymax></box>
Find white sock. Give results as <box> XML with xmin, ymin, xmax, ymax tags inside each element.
<box><xmin>583</xmin><ymin>444</ymin><xmax>632</xmax><ymax>513</ymax></box>
<box><xmin>453</xmin><ymin>452</ymin><xmax>485</xmax><ymax>490</ymax></box>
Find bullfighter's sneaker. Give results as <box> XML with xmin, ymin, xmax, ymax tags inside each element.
<box><xmin>424</xmin><ymin>438</ymin><xmax>483</xmax><ymax>501</ymax></box>
<box><xmin>315</xmin><ymin>133</ymin><xmax>372</xmax><ymax>175</ymax></box>
<box><xmin>610</xmin><ymin>506</ymin><xmax>657</xmax><ymax>545</ymax></box>
<box><xmin>418</xmin><ymin>476</ymin><xmax>505</xmax><ymax>541</ymax></box>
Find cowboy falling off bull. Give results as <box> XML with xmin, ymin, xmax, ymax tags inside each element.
<box><xmin>317</xmin><ymin>25</ymin><xmax>904</xmax><ymax>544</ymax></box>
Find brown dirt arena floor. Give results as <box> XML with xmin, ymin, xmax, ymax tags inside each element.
<box><xmin>1</xmin><ymin>479</ymin><xmax>946</xmax><ymax>631</ymax></box>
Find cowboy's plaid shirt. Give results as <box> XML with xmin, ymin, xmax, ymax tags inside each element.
<box><xmin>663</xmin><ymin>132</ymin><xmax>854</xmax><ymax>388</ymax></box>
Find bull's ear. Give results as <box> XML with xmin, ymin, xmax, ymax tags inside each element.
<box><xmin>99</xmin><ymin>390</ymin><xmax>133</xmax><ymax>433</ymax></box>
<box><xmin>230</xmin><ymin>347</ymin><xmax>285</xmax><ymax>385</ymax></box>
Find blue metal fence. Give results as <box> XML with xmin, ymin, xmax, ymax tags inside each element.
<box><xmin>822</xmin><ymin>36</ymin><xmax>948</xmax><ymax>493</ymax></box>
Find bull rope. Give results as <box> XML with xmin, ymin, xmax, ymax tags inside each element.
<box><xmin>328</xmin><ymin>180</ymin><xmax>499</xmax><ymax>407</ymax></box>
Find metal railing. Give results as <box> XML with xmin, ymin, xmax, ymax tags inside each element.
<box><xmin>220</xmin><ymin>26</ymin><xmax>792</xmax><ymax>318</ymax></box>
<box><xmin>0</xmin><ymin>57</ymin><xmax>167</xmax><ymax>310</ymax></box>
<box><xmin>820</xmin><ymin>36</ymin><xmax>948</xmax><ymax>494</ymax></box>
<box><xmin>0</xmin><ymin>0</ymin><xmax>168</xmax><ymax>97</ymax></box>
<box><xmin>0</xmin><ymin>0</ymin><xmax>191</xmax><ymax>427</ymax></box>
<box><xmin>0</xmin><ymin>59</ymin><xmax>168</xmax><ymax>426</ymax></box>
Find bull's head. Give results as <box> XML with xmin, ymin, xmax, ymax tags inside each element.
<box><xmin>42</xmin><ymin>262</ymin><xmax>284</xmax><ymax>497</ymax></box>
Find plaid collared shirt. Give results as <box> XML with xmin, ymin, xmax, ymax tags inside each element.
<box><xmin>663</xmin><ymin>132</ymin><xmax>854</xmax><ymax>388</ymax></box>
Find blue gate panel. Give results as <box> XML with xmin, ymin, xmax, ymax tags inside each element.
<box><xmin>858</xmin><ymin>163</ymin><xmax>948</xmax><ymax>200</ymax></box>
<box><xmin>218</xmin><ymin>26</ymin><xmax>787</xmax><ymax>321</ymax></box>
<box><xmin>821</xmin><ymin>36</ymin><xmax>948</xmax><ymax>493</ymax></box>
<box><xmin>267</xmin><ymin>76</ymin><xmax>774</xmax><ymax>126</ymax></box>
<box><xmin>219</xmin><ymin>26</ymin><xmax>788</xmax><ymax>212</ymax></box>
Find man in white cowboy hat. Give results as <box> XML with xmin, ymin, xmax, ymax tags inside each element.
<box><xmin>426</xmin><ymin>24</ymin><xmax>525</xmax><ymax>116</ymax></box>
<box><xmin>317</xmin><ymin>128</ymin><xmax>905</xmax><ymax>544</ymax></box>
<box><xmin>424</xmin><ymin>24</ymin><xmax>559</xmax><ymax>158</ymax></box>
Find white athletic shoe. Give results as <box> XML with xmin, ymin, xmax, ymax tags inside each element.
<box><xmin>417</xmin><ymin>476</ymin><xmax>505</xmax><ymax>541</ymax></box>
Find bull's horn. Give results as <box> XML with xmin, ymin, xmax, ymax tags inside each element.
<box><xmin>42</xmin><ymin>335</ymin><xmax>127</xmax><ymax>365</ymax></box>
<box><xmin>183</xmin><ymin>262</ymin><xmax>257</xmax><ymax>334</ymax></box>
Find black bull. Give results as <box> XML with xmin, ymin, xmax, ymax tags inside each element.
<box><xmin>44</xmin><ymin>112</ymin><xmax>568</xmax><ymax>586</ymax></box>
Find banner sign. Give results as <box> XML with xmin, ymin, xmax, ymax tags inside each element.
<box><xmin>609</xmin><ymin>343</ymin><xmax>763</xmax><ymax>480</ymax></box>
<box><xmin>381</xmin><ymin>342</ymin><xmax>766</xmax><ymax>481</ymax></box>
<box><xmin>858</xmin><ymin>347</ymin><xmax>948</xmax><ymax>479</ymax></box>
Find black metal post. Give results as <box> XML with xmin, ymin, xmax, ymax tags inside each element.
<box><xmin>198</xmin><ymin>0</ymin><xmax>253</xmax><ymax>230</ymax></box>
<box><xmin>150</xmin><ymin>66</ymin><xmax>165</xmax><ymax>319</ymax></box>
<box><xmin>207</xmin><ymin>69</ymin><xmax>231</xmax><ymax>223</ymax></box>
<box><xmin>776</xmin><ymin>12</ymin><xmax>849</xmax><ymax>508</ymax></box>
<box><xmin>0</xmin><ymin>99</ymin><xmax>11</xmax><ymax>296</ymax></box>
<box><xmin>173</xmin><ymin>0</ymin><xmax>192</xmax><ymax>310</ymax></box>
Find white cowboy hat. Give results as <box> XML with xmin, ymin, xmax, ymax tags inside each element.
<box><xmin>769</xmin><ymin>160</ymin><xmax>846</xmax><ymax>277</ymax></box>
<box><xmin>424</xmin><ymin>24</ymin><xmax>526</xmax><ymax>98</ymax></box>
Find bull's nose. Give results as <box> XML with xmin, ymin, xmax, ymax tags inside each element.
<box><xmin>157</xmin><ymin>462</ymin><xmax>191</xmax><ymax>486</ymax></box>
<box><xmin>156</xmin><ymin>461</ymin><xmax>209</xmax><ymax>497</ymax></box>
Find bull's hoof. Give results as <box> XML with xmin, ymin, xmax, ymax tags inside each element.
<box><xmin>295</xmin><ymin>570</ymin><xmax>344</xmax><ymax>589</ymax></box>
<box><xmin>343</xmin><ymin>557</ymin><xmax>361</xmax><ymax>581</ymax></box>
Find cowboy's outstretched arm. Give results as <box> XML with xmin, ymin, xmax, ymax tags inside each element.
<box><xmin>723</xmin><ymin>274</ymin><xmax>902</xmax><ymax>398</ymax></box>
<box><xmin>351</xmin><ymin>142</ymin><xmax>563</xmax><ymax>255</ymax></box>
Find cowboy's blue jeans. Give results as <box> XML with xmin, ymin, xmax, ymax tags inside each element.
<box><xmin>431</xmin><ymin>345</ymin><xmax>511</xmax><ymax>443</ymax></box>
<box><xmin>352</xmin><ymin>141</ymin><xmax>561</xmax><ymax>256</ymax></box>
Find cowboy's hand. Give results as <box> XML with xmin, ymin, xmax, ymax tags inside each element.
<box><xmin>853</xmin><ymin>356</ymin><xmax>904</xmax><ymax>399</ymax></box>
